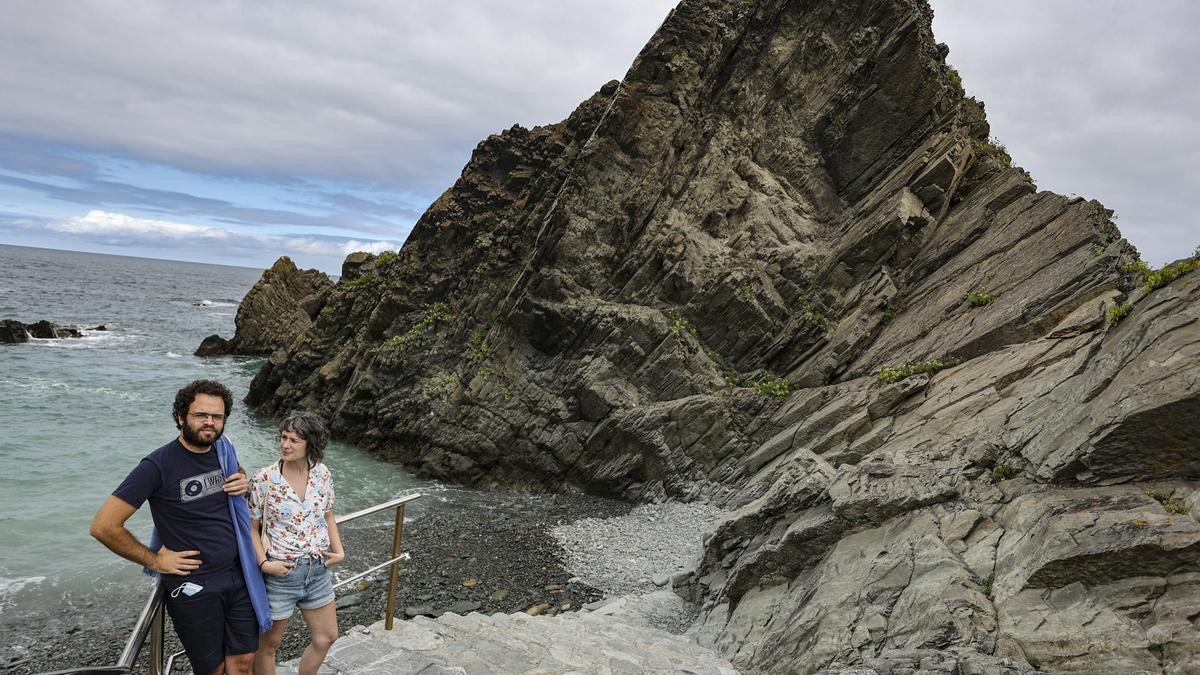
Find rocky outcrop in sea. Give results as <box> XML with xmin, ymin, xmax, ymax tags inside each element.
<box><xmin>1</xmin><ymin>319</ymin><xmax>85</xmax><ymax>342</ymax></box>
<box><xmin>194</xmin><ymin>256</ymin><xmax>333</xmax><ymax>356</ymax></box>
<box><xmin>235</xmin><ymin>0</ymin><xmax>1200</xmax><ymax>671</ymax></box>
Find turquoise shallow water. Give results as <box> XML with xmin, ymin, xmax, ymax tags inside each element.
<box><xmin>0</xmin><ymin>244</ymin><xmax>439</xmax><ymax>617</ymax></box>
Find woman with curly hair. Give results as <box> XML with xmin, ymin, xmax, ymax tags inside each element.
<box><xmin>248</xmin><ymin>411</ymin><xmax>344</xmax><ymax>675</ymax></box>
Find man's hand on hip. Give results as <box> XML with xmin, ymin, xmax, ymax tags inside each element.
<box><xmin>153</xmin><ymin>546</ymin><xmax>202</xmax><ymax>575</ymax></box>
<box><xmin>223</xmin><ymin>471</ymin><xmax>248</xmax><ymax>497</ymax></box>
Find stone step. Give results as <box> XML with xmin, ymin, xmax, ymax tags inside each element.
<box><xmin>277</xmin><ymin>599</ymin><xmax>739</xmax><ymax>674</ymax></box>
<box><xmin>274</xmin><ymin>627</ymin><xmax>456</xmax><ymax>674</ymax></box>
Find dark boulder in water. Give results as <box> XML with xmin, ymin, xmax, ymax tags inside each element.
<box><xmin>29</xmin><ymin>320</ymin><xmax>82</xmax><ymax>339</ymax></box>
<box><xmin>1</xmin><ymin>319</ymin><xmax>30</xmax><ymax>343</ymax></box>
<box><xmin>3</xmin><ymin>320</ymin><xmax>82</xmax><ymax>341</ymax></box>
<box><xmin>27</xmin><ymin>320</ymin><xmax>58</xmax><ymax>338</ymax></box>
<box><xmin>194</xmin><ymin>334</ymin><xmax>234</xmax><ymax>356</ymax></box>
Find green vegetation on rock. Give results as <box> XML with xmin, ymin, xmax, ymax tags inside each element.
<box><xmin>798</xmin><ymin>298</ymin><xmax>831</xmax><ymax>331</ymax></box>
<box><xmin>1106</xmin><ymin>302</ymin><xmax>1131</xmax><ymax>327</ymax></box>
<box><xmin>1143</xmin><ymin>258</ymin><xmax>1198</xmax><ymax>292</ymax></box>
<box><xmin>990</xmin><ymin>464</ymin><xmax>1018</xmax><ymax>483</ymax></box>
<box><xmin>1118</xmin><ymin>255</ymin><xmax>1199</xmax><ymax>292</ymax></box>
<box><xmin>387</xmin><ymin>302</ymin><xmax>454</xmax><ymax>348</ymax></box>
<box><xmin>707</xmin><ymin>348</ymin><xmax>744</xmax><ymax>388</ymax></box>
<box><xmin>469</xmin><ymin>326</ymin><xmax>490</xmax><ymax>359</ymax></box>
<box><xmin>1120</xmin><ymin>259</ymin><xmax>1153</xmax><ymax>279</ymax></box>
<box><xmin>423</xmin><ymin>374</ymin><xmax>459</xmax><ymax>395</ymax></box>
<box><xmin>1148</xmin><ymin>490</ymin><xmax>1189</xmax><ymax>515</ymax></box>
<box><xmin>876</xmin><ymin>358</ymin><xmax>962</xmax><ymax>386</ymax></box>
<box><xmin>966</xmin><ymin>290</ymin><xmax>999</xmax><ymax>308</ymax></box>
<box><xmin>946</xmin><ymin>66</ymin><xmax>963</xmax><ymax>92</ymax></box>
<box><xmin>752</xmin><ymin>372</ymin><xmax>790</xmax><ymax>398</ymax></box>
<box><xmin>668</xmin><ymin>309</ymin><xmax>691</xmax><ymax>336</ymax></box>
<box><xmin>973</xmin><ymin>138</ymin><xmax>1012</xmax><ymax>169</ymax></box>
<box><xmin>342</xmin><ymin>274</ymin><xmax>381</xmax><ymax>290</ymax></box>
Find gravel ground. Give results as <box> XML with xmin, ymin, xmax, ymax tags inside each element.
<box><xmin>2</xmin><ymin>488</ymin><xmax>634</xmax><ymax>674</ymax></box>
<box><xmin>551</xmin><ymin>502</ymin><xmax>728</xmax><ymax>597</ymax></box>
<box><xmin>549</xmin><ymin>501</ymin><xmax>728</xmax><ymax>636</ymax></box>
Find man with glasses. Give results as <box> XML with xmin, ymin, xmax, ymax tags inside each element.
<box><xmin>91</xmin><ymin>379</ymin><xmax>260</xmax><ymax>675</ymax></box>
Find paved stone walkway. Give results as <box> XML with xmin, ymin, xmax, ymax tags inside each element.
<box><xmin>277</xmin><ymin>604</ymin><xmax>738</xmax><ymax>674</ymax></box>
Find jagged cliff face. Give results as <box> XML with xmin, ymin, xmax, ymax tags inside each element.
<box><xmin>245</xmin><ymin>0</ymin><xmax>1200</xmax><ymax>671</ymax></box>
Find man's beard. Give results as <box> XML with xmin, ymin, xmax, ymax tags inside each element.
<box><xmin>181</xmin><ymin>421</ymin><xmax>223</xmax><ymax>448</ymax></box>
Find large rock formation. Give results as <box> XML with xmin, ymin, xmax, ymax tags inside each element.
<box><xmin>195</xmin><ymin>256</ymin><xmax>333</xmax><ymax>356</ymax></box>
<box><xmin>243</xmin><ymin>0</ymin><xmax>1200</xmax><ymax>671</ymax></box>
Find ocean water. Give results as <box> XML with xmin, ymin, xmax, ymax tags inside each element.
<box><xmin>0</xmin><ymin>244</ymin><xmax>439</xmax><ymax>619</ymax></box>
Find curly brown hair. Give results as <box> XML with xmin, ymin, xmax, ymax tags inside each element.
<box><xmin>173</xmin><ymin>379</ymin><xmax>234</xmax><ymax>429</ymax></box>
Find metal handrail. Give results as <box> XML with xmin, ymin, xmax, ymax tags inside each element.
<box><xmin>116</xmin><ymin>583</ymin><xmax>164</xmax><ymax>669</ymax></box>
<box><xmin>336</xmin><ymin>493</ymin><xmax>420</xmax><ymax>523</ymax></box>
<box><xmin>45</xmin><ymin>492</ymin><xmax>421</xmax><ymax>675</ymax></box>
<box><xmin>332</xmin><ymin>493</ymin><xmax>420</xmax><ymax>630</ymax></box>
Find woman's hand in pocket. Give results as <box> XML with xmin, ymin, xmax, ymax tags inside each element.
<box><xmin>321</xmin><ymin>549</ymin><xmax>345</xmax><ymax>567</ymax></box>
<box><xmin>261</xmin><ymin>560</ymin><xmax>294</xmax><ymax>577</ymax></box>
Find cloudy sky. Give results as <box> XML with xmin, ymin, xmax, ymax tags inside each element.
<box><xmin>0</xmin><ymin>1</ymin><xmax>1195</xmax><ymax>273</ymax></box>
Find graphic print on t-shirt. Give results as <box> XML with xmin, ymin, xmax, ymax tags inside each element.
<box><xmin>180</xmin><ymin>469</ymin><xmax>224</xmax><ymax>502</ymax></box>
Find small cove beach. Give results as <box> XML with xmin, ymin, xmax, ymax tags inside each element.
<box><xmin>1</xmin><ymin>245</ymin><xmax>709</xmax><ymax>674</ymax></box>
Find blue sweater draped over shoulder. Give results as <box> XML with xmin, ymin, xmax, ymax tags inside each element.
<box><xmin>144</xmin><ymin>436</ymin><xmax>272</xmax><ymax>633</ymax></box>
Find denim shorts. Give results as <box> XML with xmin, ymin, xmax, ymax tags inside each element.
<box><xmin>264</xmin><ymin>557</ymin><xmax>335</xmax><ymax>620</ymax></box>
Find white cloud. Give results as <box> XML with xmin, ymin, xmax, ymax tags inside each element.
<box><xmin>283</xmin><ymin>237</ymin><xmax>396</xmax><ymax>257</ymax></box>
<box><xmin>49</xmin><ymin>210</ymin><xmax>231</xmax><ymax>240</ymax></box>
<box><xmin>28</xmin><ymin>210</ymin><xmax>397</xmax><ymax>269</ymax></box>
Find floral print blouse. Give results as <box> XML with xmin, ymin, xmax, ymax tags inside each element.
<box><xmin>248</xmin><ymin>461</ymin><xmax>335</xmax><ymax>561</ymax></box>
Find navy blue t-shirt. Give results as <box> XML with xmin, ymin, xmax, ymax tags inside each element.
<box><xmin>113</xmin><ymin>439</ymin><xmax>237</xmax><ymax>577</ymax></box>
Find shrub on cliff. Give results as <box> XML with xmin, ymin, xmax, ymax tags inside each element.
<box><xmin>387</xmin><ymin>302</ymin><xmax>453</xmax><ymax>348</ymax></box>
<box><xmin>1143</xmin><ymin>258</ymin><xmax>1198</xmax><ymax>292</ymax></box>
<box><xmin>877</xmin><ymin>358</ymin><xmax>962</xmax><ymax>386</ymax></box>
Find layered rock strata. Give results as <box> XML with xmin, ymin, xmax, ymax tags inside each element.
<box><xmin>243</xmin><ymin>0</ymin><xmax>1199</xmax><ymax>671</ymax></box>
<box><xmin>195</xmin><ymin>256</ymin><xmax>333</xmax><ymax>356</ymax></box>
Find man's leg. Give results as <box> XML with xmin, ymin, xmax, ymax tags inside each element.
<box><xmin>223</xmin><ymin>651</ymin><xmax>254</xmax><ymax>675</ymax></box>
<box><xmin>222</xmin><ymin>571</ymin><xmax>260</xmax><ymax>675</ymax></box>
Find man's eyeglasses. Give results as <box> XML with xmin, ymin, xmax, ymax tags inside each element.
<box><xmin>189</xmin><ymin>412</ymin><xmax>226</xmax><ymax>422</ymax></box>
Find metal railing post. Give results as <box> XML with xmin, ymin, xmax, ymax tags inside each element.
<box><xmin>149</xmin><ymin>600</ymin><xmax>165</xmax><ymax>675</ymax></box>
<box><xmin>384</xmin><ymin>502</ymin><xmax>406</xmax><ymax>630</ymax></box>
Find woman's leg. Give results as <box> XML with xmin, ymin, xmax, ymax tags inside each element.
<box><xmin>253</xmin><ymin>617</ymin><xmax>289</xmax><ymax>675</ymax></box>
<box><xmin>297</xmin><ymin>602</ymin><xmax>338</xmax><ymax>675</ymax></box>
